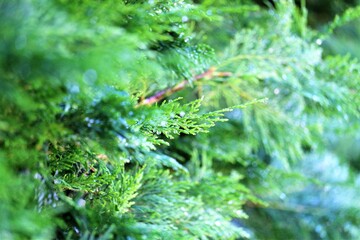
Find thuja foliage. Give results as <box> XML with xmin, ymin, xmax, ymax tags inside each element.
<box><xmin>1</xmin><ymin>0</ymin><xmax>360</xmax><ymax>239</ymax></box>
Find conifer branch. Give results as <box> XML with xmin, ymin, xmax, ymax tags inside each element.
<box><xmin>138</xmin><ymin>67</ymin><xmax>232</xmax><ymax>106</ymax></box>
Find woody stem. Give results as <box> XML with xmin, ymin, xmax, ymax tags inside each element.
<box><xmin>138</xmin><ymin>67</ymin><xmax>232</xmax><ymax>106</ymax></box>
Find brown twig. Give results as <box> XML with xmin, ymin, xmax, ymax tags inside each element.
<box><xmin>138</xmin><ymin>67</ymin><xmax>232</xmax><ymax>106</ymax></box>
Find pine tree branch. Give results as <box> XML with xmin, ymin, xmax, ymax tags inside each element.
<box><xmin>138</xmin><ymin>67</ymin><xmax>232</xmax><ymax>106</ymax></box>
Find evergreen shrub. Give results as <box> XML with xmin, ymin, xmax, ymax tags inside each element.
<box><xmin>1</xmin><ymin>0</ymin><xmax>359</xmax><ymax>239</ymax></box>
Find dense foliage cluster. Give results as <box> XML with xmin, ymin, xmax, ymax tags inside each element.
<box><xmin>1</xmin><ymin>0</ymin><xmax>359</xmax><ymax>239</ymax></box>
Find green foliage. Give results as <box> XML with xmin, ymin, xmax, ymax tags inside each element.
<box><xmin>325</xmin><ymin>5</ymin><xmax>360</xmax><ymax>36</ymax></box>
<box><xmin>1</xmin><ymin>0</ymin><xmax>360</xmax><ymax>239</ymax></box>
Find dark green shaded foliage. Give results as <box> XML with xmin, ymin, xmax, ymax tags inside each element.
<box><xmin>1</xmin><ymin>0</ymin><xmax>360</xmax><ymax>239</ymax></box>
